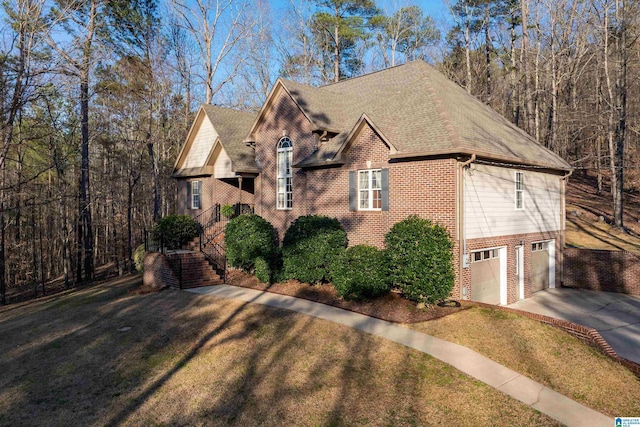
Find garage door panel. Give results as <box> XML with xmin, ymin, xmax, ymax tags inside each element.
<box><xmin>531</xmin><ymin>250</ymin><xmax>549</xmax><ymax>292</ymax></box>
<box><xmin>470</xmin><ymin>250</ymin><xmax>501</xmax><ymax>305</ymax></box>
<box><xmin>531</xmin><ymin>242</ymin><xmax>550</xmax><ymax>293</ymax></box>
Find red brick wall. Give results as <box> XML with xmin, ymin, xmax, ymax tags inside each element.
<box><xmin>564</xmin><ymin>248</ymin><xmax>640</xmax><ymax>296</ymax></box>
<box><xmin>253</xmin><ymin>89</ymin><xmax>316</xmax><ymax>242</ymax></box>
<box><xmin>306</xmin><ymin>126</ymin><xmax>457</xmax><ymax>248</ymax></box>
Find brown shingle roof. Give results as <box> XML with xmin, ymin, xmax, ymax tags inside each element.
<box><xmin>288</xmin><ymin>61</ymin><xmax>570</xmax><ymax>171</ymax></box>
<box><xmin>201</xmin><ymin>105</ymin><xmax>258</xmax><ymax>173</ymax></box>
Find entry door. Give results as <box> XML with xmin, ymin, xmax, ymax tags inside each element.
<box><xmin>531</xmin><ymin>242</ymin><xmax>549</xmax><ymax>293</ymax></box>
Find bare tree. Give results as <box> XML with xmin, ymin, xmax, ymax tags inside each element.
<box><xmin>0</xmin><ymin>0</ymin><xmax>49</xmax><ymax>303</ymax></box>
<box><xmin>169</xmin><ymin>0</ymin><xmax>254</xmax><ymax>104</ymax></box>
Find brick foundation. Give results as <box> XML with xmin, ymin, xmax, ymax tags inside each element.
<box><xmin>564</xmin><ymin>248</ymin><xmax>640</xmax><ymax>296</ymax></box>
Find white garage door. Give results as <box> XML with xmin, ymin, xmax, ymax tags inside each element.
<box><xmin>470</xmin><ymin>249</ymin><xmax>501</xmax><ymax>304</ymax></box>
<box><xmin>531</xmin><ymin>241</ymin><xmax>550</xmax><ymax>293</ymax></box>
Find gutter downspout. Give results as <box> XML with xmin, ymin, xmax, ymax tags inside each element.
<box><xmin>459</xmin><ymin>154</ymin><xmax>476</xmax><ymax>300</ymax></box>
<box><xmin>560</xmin><ymin>169</ymin><xmax>573</xmax><ymax>287</ymax></box>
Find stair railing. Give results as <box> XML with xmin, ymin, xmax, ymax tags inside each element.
<box><xmin>194</xmin><ymin>203</ymin><xmax>255</xmax><ymax>283</ymax></box>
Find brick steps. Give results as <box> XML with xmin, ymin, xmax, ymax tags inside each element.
<box><xmin>166</xmin><ymin>251</ymin><xmax>224</xmax><ymax>289</ymax></box>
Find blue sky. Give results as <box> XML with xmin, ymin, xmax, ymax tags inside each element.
<box><xmin>268</xmin><ymin>0</ymin><xmax>451</xmax><ymax>23</ymax></box>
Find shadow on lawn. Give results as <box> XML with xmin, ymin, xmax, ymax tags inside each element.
<box><xmin>0</xmin><ymin>275</ymin><xmax>434</xmax><ymax>426</ymax></box>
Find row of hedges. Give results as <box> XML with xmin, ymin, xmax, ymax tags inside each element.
<box><xmin>225</xmin><ymin>214</ymin><xmax>454</xmax><ymax>304</ymax></box>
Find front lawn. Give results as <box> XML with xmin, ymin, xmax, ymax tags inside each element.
<box><xmin>0</xmin><ymin>275</ymin><xmax>558</xmax><ymax>426</ymax></box>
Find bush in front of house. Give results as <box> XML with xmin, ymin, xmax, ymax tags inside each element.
<box><xmin>254</xmin><ymin>256</ymin><xmax>271</xmax><ymax>283</ymax></box>
<box><xmin>133</xmin><ymin>244</ymin><xmax>146</xmax><ymax>272</ymax></box>
<box><xmin>331</xmin><ymin>245</ymin><xmax>390</xmax><ymax>300</ymax></box>
<box><xmin>151</xmin><ymin>214</ymin><xmax>200</xmax><ymax>250</ymax></box>
<box><xmin>225</xmin><ymin>214</ymin><xmax>277</xmax><ymax>273</ymax></box>
<box><xmin>281</xmin><ymin>215</ymin><xmax>348</xmax><ymax>283</ymax></box>
<box><xmin>384</xmin><ymin>215</ymin><xmax>455</xmax><ymax>303</ymax></box>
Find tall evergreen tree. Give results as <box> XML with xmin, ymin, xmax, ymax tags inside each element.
<box><xmin>311</xmin><ymin>0</ymin><xmax>380</xmax><ymax>82</ymax></box>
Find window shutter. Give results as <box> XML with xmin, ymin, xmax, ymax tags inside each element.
<box><xmin>381</xmin><ymin>168</ymin><xmax>389</xmax><ymax>211</ymax></box>
<box><xmin>349</xmin><ymin>171</ymin><xmax>356</xmax><ymax>211</ymax></box>
<box><xmin>186</xmin><ymin>181</ymin><xmax>192</xmax><ymax>209</ymax></box>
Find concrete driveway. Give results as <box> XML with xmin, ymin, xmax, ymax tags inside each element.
<box><xmin>508</xmin><ymin>288</ymin><xmax>640</xmax><ymax>364</ymax></box>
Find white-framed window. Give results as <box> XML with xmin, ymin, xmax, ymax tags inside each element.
<box><xmin>191</xmin><ymin>180</ymin><xmax>201</xmax><ymax>209</ymax></box>
<box><xmin>470</xmin><ymin>248</ymin><xmax>499</xmax><ymax>263</ymax></box>
<box><xmin>358</xmin><ymin>169</ymin><xmax>382</xmax><ymax>210</ymax></box>
<box><xmin>515</xmin><ymin>171</ymin><xmax>524</xmax><ymax>210</ymax></box>
<box><xmin>277</xmin><ymin>137</ymin><xmax>293</xmax><ymax>210</ymax></box>
<box><xmin>532</xmin><ymin>241</ymin><xmax>549</xmax><ymax>252</ymax></box>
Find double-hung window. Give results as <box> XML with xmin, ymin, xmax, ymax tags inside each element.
<box><xmin>515</xmin><ymin>172</ymin><xmax>524</xmax><ymax>210</ymax></box>
<box><xmin>277</xmin><ymin>137</ymin><xmax>293</xmax><ymax>209</ymax></box>
<box><xmin>358</xmin><ymin>169</ymin><xmax>382</xmax><ymax>210</ymax></box>
<box><xmin>191</xmin><ymin>180</ymin><xmax>201</xmax><ymax>210</ymax></box>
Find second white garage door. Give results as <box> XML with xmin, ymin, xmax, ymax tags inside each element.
<box><xmin>470</xmin><ymin>249</ymin><xmax>502</xmax><ymax>305</ymax></box>
<box><xmin>531</xmin><ymin>241</ymin><xmax>550</xmax><ymax>293</ymax></box>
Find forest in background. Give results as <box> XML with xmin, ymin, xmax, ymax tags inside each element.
<box><xmin>0</xmin><ymin>0</ymin><xmax>638</xmax><ymax>303</ymax></box>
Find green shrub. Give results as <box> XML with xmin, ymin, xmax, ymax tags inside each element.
<box><xmin>225</xmin><ymin>214</ymin><xmax>277</xmax><ymax>272</ymax></box>
<box><xmin>282</xmin><ymin>215</ymin><xmax>347</xmax><ymax>283</ymax></box>
<box><xmin>331</xmin><ymin>245</ymin><xmax>390</xmax><ymax>300</ymax></box>
<box><xmin>133</xmin><ymin>244</ymin><xmax>146</xmax><ymax>272</ymax></box>
<box><xmin>221</xmin><ymin>204</ymin><xmax>235</xmax><ymax>218</ymax></box>
<box><xmin>254</xmin><ymin>256</ymin><xmax>271</xmax><ymax>283</ymax></box>
<box><xmin>152</xmin><ymin>214</ymin><xmax>200</xmax><ymax>249</ymax></box>
<box><xmin>384</xmin><ymin>215</ymin><xmax>454</xmax><ymax>303</ymax></box>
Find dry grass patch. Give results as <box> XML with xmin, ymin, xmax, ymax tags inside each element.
<box><xmin>0</xmin><ymin>275</ymin><xmax>559</xmax><ymax>426</ymax></box>
<box><xmin>566</xmin><ymin>214</ymin><xmax>640</xmax><ymax>254</ymax></box>
<box><xmin>566</xmin><ymin>173</ymin><xmax>640</xmax><ymax>254</ymax></box>
<box><xmin>408</xmin><ymin>306</ymin><xmax>640</xmax><ymax>417</ymax></box>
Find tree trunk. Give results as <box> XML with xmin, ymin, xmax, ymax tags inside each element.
<box><xmin>333</xmin><ymin>22</ymin><xmax>340</xmax><ymax>83</ymax></box>
<box><xmin>78</xmin><ymin>0</ymin><xmax>96</xmax><ymax>282</ymax></box>
<box><xmin>0</xmin><ymin>200</ymin><xmax>5</xmax><ymax>305</ymax></box>
<box><xmin>148</xmin><ymin>142</ymin><xmax>160</xmax><ymax>222</ymax></box>
<box><xmin>484</xmin><ymin>3</ymin><xmax>491</xmax><ymax>104</ymax></box>
<box><xmin>520</xmin><ymin>0</ymin><xmax>534</xmax><ymax>134</ymax></box>
<box><xmin>464</xmin><ymin>3</ymin><xmax>472</xmax><ymax>94</ymax></box>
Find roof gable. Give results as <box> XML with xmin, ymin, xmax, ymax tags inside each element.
<box><xmin>173</xmin><ymin>105</ymin><xmax>258</xmax><ymax>178</ymax></box>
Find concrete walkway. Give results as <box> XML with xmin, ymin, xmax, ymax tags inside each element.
<box><xmin>509</xmin><ymin>288</ymin><xmax>640</xmax><ymax>364</ymax></box>
<box><xmin>188</xmin><ymin>285</ymin><xmax>612</xmax><ymax>427</ymax></box>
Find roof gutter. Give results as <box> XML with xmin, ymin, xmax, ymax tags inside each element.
<box><xmin>390</xmin><ymin>149</ymin><xmax>571</xmax><ymax>173</ymax></box>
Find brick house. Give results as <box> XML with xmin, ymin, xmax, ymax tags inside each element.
<box><xmin>172</xmin><ymin>60</ymin><xmax>572</xmax><ymax>305</ymax></box>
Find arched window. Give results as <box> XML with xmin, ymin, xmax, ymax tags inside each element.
<box><xmin>277</xmin><ymin>137</ymin><xmax>293</xmax><ymax>209</ymax></box>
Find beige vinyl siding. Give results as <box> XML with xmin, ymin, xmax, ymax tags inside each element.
<box><xmin>183</xmin><ymin>117</ymin><xmax>219</xmax><ymax>169</ymax></box>
<box><xmin>213</xmin><ymin>146</ymin><xmax>235</xmax><ymax>178</ymax></box>
<box><xmin>465</xmin><ymin>164</ymin><xmax>561</xmax><ymax>239</ymax></box>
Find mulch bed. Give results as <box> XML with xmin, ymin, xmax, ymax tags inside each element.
<box><xmin>225</xmin><ymin>270</ymin><xmax>469</xmax><ymax>323</ymax></box>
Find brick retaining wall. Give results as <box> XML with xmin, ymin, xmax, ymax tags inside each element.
<box><xmin>564</xmin><ymin>247</ymin><xmax>640</xmax><ymax>296</ymax></box>
<box><xmin>467</xmin><ymin>301</ymin><xmax>640</xmax><ymax>378</ymax></box>
<box><xmin>143</xmin><ymin>252</ymin><xmax>178</xmax><ymax>289</ymax></box>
